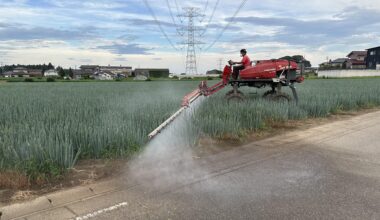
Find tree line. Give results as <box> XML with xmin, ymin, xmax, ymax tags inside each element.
<box><xmin>0</xmin><ymin>63</ymin><xmax>74</xmax><ymax>78</ymax></box>
<box><xmin>0</xmin><ymin>63</ymin><xmax>55</xmax><ymax>73</ymax></box>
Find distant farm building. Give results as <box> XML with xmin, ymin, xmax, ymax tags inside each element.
<box><xmin>366</xmin><ymin>46</ymin><xmax>380</xmax><ymax>70</ymax></box>
<box><xmin>77</xmin><ymin>65</ymin><xmax>132</xmax><ymax>79</ymax></box>
<box><xmin>134</xmin><ymin>68</ymin><xmax>170</xmax><ymax>78</ymax></box>
<box><xmin>5</xmin><ymin>67</ymin><xmax>43</xmax><ymax>77</ymax></box>
<box><xmin>100</xmin><ymin>65</ymin><xmax>132</xmax><ymax>77</ymax></box>
<box><xmin>80</xmin><ymin>65</ymin><xmax>100</xmax><ymax>75</ymax></box>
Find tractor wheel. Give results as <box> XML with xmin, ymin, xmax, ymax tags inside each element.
<box><xmin>226</xmin><ymin>93</ymin><xmax>245</xmax><ymax>103</ymax></box>
<box><xmin>226</xmin><ymin>90</ymin><xmax>234</xmax><ymax>96</ymax></box>
<box><xmin>271</xmin><ymin>93</ymin><xmax>291</xmax><ymax>102</ymax></box>
<box><xmin>226</xmin><ymin>89</ymin><xmax>244</xmax><ymax>96</ymax></box>
<box><xmin>263</xmin><ymin>90</ymin><xmax>276</xmax><ymax>98</ymax></box>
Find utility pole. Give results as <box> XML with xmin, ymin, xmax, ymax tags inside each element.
<box><xmin>178</xmin><ymin>7</ymin><xmax>204</xmax><ymax>75</ymax></box>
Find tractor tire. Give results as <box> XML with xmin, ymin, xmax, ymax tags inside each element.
<box><xmin>226</xmin><ymin>89</ymin><xmax>244</xmax><ymax>96</ymax></box>
<box><xmin>271</xmin><ymin>93</ymin><xmax>291</xmax><ymax>102</ymax></box>
<box><xmin>226</xmin><ymin>93</ymin><xmax>245</xmax><ymax>103</ymax></box>
<box><xmin>263</xmin><ymin>90</ymin><xmax>276</xmax><ymax>98</ymax></box>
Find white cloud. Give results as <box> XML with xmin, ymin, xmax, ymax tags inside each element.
<box><xmin>1</xmin><ymin>0</ymin><xmax>380</xmax><ymax>72</ymax></box>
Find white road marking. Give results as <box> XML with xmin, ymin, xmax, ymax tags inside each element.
<box><xmin>72</xmin><ymin>202</ymin><xmax>128</xmax><ymax>220</ymax></box>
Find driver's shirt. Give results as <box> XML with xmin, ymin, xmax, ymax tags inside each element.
<box><xmin>241</xmin><ymin>55</ymin><xmax>251</xmax><ymax>68</ymax></box>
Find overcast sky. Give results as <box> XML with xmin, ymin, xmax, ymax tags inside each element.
<box><xmin>0</xmin><ymin>0</ymin><xmax>380</xmax><ymax>73</ymax></box>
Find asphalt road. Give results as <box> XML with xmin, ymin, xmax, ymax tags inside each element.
<box><xmin>2</xmin><ymin>110</ymin><xmax>380</xmax><ymax>220</ymax></box>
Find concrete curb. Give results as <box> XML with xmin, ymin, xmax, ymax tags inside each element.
<box><xmin>0</xmin><ymin>178</ymin><xmax>128</xmax><ymax>220</ymax></box>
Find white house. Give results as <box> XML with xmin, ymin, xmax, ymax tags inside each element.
<box><xmin>100</xmin><ymin>65</ymin><xmax>132</xmax><ymax>77</ymax></box>
<box><xmin>94</xmin><ymin>71</ymin><xmax>113</xmax><ymax>80</ymax></box>
<box><xmin>44</xmin><ymin>69</ymin><xmax>59</xmax><ymax>77</ymax></box>
<box><xmin>3</xmin><ymin>71</ymin><xmax>13</xmax><ymax>78</ymax></box>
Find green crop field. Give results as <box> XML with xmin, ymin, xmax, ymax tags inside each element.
<box><xmin>1</xmin><ymin>79</ymin><xmax>380</xmax><ymax>182</ymax></box>
<box><xmin>192</xmin><ymin>79</ymin><xmax>380</xmax><ymax>139</ymax></box>
<box><xmin>0</xmin><ymin>81</ymin><xmax>200</xmax><ymax>181</ymax></box>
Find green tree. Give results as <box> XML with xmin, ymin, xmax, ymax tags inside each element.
<box><xmin>280</xmin><ymin>55</ymin><xmax>312</xmax><ymax>67</ymax></box>
<box><xmin>56</xmin><ymin>66</ymin><xmax>65</xmax><ymax>77</ymax></box>
<box><xmin>41</xmin><ymin>63</ymin><xmax>48</xmax><ymax>74</ymax></box>
<box><xmin>47</xmin><ymin>62</ymin><xmax>54</xmax><ymax>70</ymax></box>
<box><xmin>68</xmin><ymin>68</ymin><xmax>74</xmax><ymax>78</ymax></box>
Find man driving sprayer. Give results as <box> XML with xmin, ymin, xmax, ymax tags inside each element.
<box><xmin>230</xmin><ymin>49</ymin><xmax>251</xmax><ymax>79</ymax></box>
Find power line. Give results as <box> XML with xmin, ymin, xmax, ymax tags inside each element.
<box><xmin>203</xmin><ymin>0</ymin><xmax>209</xmax><ymax>14</ymax></box>
<box><xmin>173</xmin><ymin>0</ymin><xmax>184</xmax><ymax>23</ymax></box>
<box><xmin>199</xmin><ymin>0</ymin><xmax>209</xmax><ymax>22</ymax></box>
<box><xmin>174</xmin><ymin>0</ymin><xmax>180</xmax><ymax>13</ymax></box>
<box><xmin>166</xmin><ymin>0</ymin><xmax>185</xmax><ymax>37</ymax></box>
<box><xmin>143</xmin><ymin>0</ymin><xmax>178</xmax><ymax>51</ymax></box>
<box><xmin>166</xmin><ymin>0</ymin><xmax>177</xmax><ymax>26</ymax></box>
<box><xmin>204</xmin><ymin>0</ymin><xmax>248</xmax><ymax>51</ymax></box>
<box><xmin>200</xmin><ymin>0</ymin><xmax>220</xmax><ymax>37</ymax></box>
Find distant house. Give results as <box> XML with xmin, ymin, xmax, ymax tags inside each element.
<box><xmin>319</xmin><ymin>61</ymin><xmax>330</xmax><ymax>69</ymax></box>
<box><xmin>320</xmin><ymin>58</ymin><xmax>348</xmax><ymax>70</ymax></box>
<box><xmin>366</xmin><ymin>46</ymin><xmax>380</xmax><ymax>70</ymax></box>
<box><xmin>76</xmin><ymin>65</ymin><xmax>99</xmax><ymax>79</ymax></box>
<box><xmin>346</xmin><ymin>59</ymin><xmax>366</xmax><ymax>70</ymax></box>
<box><xmin>73</xmin><ymin>70</ymin><xmax>87</xmax><ymax>80</ymax></box>
<box><xmin>80</xmin><ymin>65</ymin><xmax>100</xmax><ymax>75</ymax></box>
<box><xmin>78</xmin><ymin>65</ymin><xmax>134</xmax><ymax>78</ymax></box>
<box><xmin>44</xmin><ymin>69</ymin><xmax>59</xmax><ymax>77</ymax></box>
<box><xmin>134</xmin><ymin>68</ymin><xmax>170</xmax><ymax>78</ymax></box>
<box><xmin>27</xmin><ymin>69</ymin><xmax>43</xmax><ymax>77</ymax></box>
<box><xmin>331</xmin><ymin>58</ymin><xmax>349</xmax><ymax>68</ymax></box>
<box><xmin>100</xmin><ymin>65</ymin><xmax>132</xmax><ymax>77</ymax></box>
<box><xmin>13</xmin><ymin>67</ymin><xmax>28</xmax><ymax>75</ymax></box>
<box><xmin>9</xmin><ymin>67</ymin><xmax>42</xmax><ymax>77</ymax></box>
<box><xmin>3</xmin><ymin>71</ymin><xmax>13</xmax><ymax>78</ymax></box>
<box><xmin>346</xmin><ymin>51</ymin><xmax>367</xmax><ymax>69</ymax></box>
<box><xmin>93</xmin><ymin>71</ymin><xmax>114</xmax><ymax>80</ymax></box>
<box><xmin>347</xmin><ymin>51</ymin><xmax>367</xmax><ymax>61</ymax></box>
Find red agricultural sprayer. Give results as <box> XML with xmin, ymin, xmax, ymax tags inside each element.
<box><xmin>148</xmin><ymin>59</ymin><xmax>305</xmax><ymax>139</ymax></box>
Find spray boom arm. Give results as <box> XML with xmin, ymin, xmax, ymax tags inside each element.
<box><xmin>148</xmin><ymin>76</ymin><xmax>229</xmax><ymax>140</ymax></box>
<box><xmin>181</xmin><ymin>65</ymin><xmax>232</xmax><ymax>107</ymax></box>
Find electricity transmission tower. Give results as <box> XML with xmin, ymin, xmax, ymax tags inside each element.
<box><xmin>218</xmin><ymin>58</ymin><xmax>223</xmax><ymax>71</ymax></box>
<box><xmin>178</xmin><ymin>7</ymin><xmax>204</xmax><ymax>75</ymax></box>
